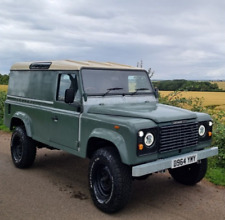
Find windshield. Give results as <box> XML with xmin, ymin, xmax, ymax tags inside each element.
<box><xmin>81</xmin><ymin>69</ymin><xmax>153</xmax><ymax>96</ymax></box>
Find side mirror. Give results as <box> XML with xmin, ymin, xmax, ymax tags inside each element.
<box><xmin>154</xmin><ymin>87</ymin><xmax>159</xmax><ymax>99</ymax></box>
<box><xmin>65</xmin><ymin>88</ymin><xmax>75</xmax><ymax>104</ymax></box>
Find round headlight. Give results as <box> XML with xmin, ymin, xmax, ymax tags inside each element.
<box><xmin>199</xmin><ymin>125</ymin><xmax>206</xmax><ymax>137</ymax></box>
<box><xmin>144</xmin><ymin>133</ymin><xmax>154</xmax><ymax>147</ymax></box>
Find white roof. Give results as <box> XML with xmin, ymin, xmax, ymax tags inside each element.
<box><xmin>11</xmin><ymin>60</ymin><xmax>141</xmax><ymax>71</ymax></box>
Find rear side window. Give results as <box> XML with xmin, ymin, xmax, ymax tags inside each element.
<box><xmin>8</xmin><ymin>70</ymin><xmax>55</xmax><ymax>101</ymax></box>
<box><xmin>57</xmin><ymin>73</ymin><xmax>80</xmax><ymax>102</ymax></box>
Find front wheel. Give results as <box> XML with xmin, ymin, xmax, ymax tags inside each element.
<box><xmin>88</xmin><ymin>147</ymin><xmax>132</xmax><ymax>213</ymax></box>
<box><xmin>169</xmin><ymin>159</ymin><xmax>207</xmax><ymax>185</ymax></box>
<box><xmin>11</xmin><ymin>126</ymin><xmax>36</xmax><ymax>168</ymax></box>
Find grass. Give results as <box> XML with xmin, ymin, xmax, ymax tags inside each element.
<box><xmin>0</xmin><ymin>124</ymin><xmax>10</xmax><ymax>132</ymax></box>
<box><xmin>0</xmin><ymin>88</ymin><xmax>8</xmax><ymax>132</ymax></box>
<box><xmin>206</xmin><ymin>166</ymin><xmax>225</xmax><ymax>186</ymax></box>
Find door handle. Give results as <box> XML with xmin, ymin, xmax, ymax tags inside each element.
<box><xmin>52</xmin><ymin>116</ymin><xmax>58</xmax><ymax>122</ymax></box>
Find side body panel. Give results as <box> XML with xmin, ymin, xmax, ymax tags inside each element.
<box><xmin>5</xmin><ymin>70</ymin><xmax>81</xmax><ymax>153</ymax></box>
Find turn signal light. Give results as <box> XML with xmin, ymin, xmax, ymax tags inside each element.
<box><xmin>114</xmin><ymin>125</ymin><xmax>120</xmax><ymax>130</ymax></box>
<box><xmin>208</xmin><ymin>131</ymin><xmax>212</xmax><ymax>137</ymax></box>
<box><xmin>138</xmin><ymin>144</ymin><xmax>144</xmax><ymax>150</ymax></box>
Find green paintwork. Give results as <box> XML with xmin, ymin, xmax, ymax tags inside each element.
<box><xmin>4</xmin><ymin>60</ymin><xmax>213</xmax><ymax>168</ymax></box>
<box><xmin>11</xmin><ymin>111</ymin><xmax>32</xmax><ymax>137</ymax></box>
<box><xmin>88</xmin><ymin>102</ymin><xmax>198</xmax><ymax>123</ymax></box>
<box><xmin>88</xmin><ymin>128</ymin><xmax>129</xmax><ymax>162</ymax></box>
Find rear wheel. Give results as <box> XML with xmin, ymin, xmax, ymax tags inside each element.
<box><xmin>169</xmin><ymin>159</ymin><xmax>207</xmax><ymax>185</ymax></box>
<box><xmin>11</xmin><ymin>126</ymin><xmax>36</xmax><ymax>168</ymax></box>
<box><xmin>88</xmin><ymin>147</ymin><xmax>132</xmax><ymax>213</ymax></box>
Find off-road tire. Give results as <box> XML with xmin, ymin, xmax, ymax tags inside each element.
<box><xmin>11</xmin><ymin>126</ymin><xmax>36</xmax><ymax>168</ymax></box>
<box><xmin>88</xmin><ymin>147</ymin><xmax>132</xmax><ymax>213</ymax></box>
<box><xmin>169</xmin><ymin>159</ymin><xmax>207</xmax><ymax>185</ymax></box>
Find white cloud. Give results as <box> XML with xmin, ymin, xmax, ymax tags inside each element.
<box><xmin>207</xmin><ymin>68</ymin><xmax>225</xmax><ymax>79</ymax></box>
<box><xmin>0</xmin><ymin>0</ymin><xmax>224</xmax><ymax>79</ymax></box>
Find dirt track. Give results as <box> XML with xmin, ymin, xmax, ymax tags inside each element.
<box><xmin>0</xmin><ymin>131</ymin><xmax>224</xmax><ymax>220</ymax></box>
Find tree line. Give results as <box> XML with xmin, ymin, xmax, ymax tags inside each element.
<box><xmin>0</xmin><ymin>74</ymin><xmax>224</xmax><ymax>92</ymax></box>
<box><xmin>0</xmin><ymin>74</ymin><xmax>9</xmax><ymax>85</ymax></box>
<box><xmin>152</xmin><ymin>80</ymin><xmax>223</xmax><ymax>92</ymax></box>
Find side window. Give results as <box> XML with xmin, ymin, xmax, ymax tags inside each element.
<box><xmin>57</xmin><ymin>73</ymin><xmax>79</xmax><ymax>102</ymax></box>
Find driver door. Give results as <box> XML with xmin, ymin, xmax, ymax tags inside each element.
<box><xmin>49</xmin><ymin>72</ymin><xmax>81</xmax><ymax>151</ymax></box>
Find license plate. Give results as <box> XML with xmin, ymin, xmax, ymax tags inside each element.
<box><xmin>171</xmin><ymin>154</ymin><xmax>197</xmax><ymax>169</ymax></box>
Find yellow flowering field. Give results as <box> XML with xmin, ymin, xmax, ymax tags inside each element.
<box><xmin>160</xmin><ymin>91</ymin><xmax>225</xmax><ymax>110</ymax></box>
<box><xmin>212</xmin><ymin>81</ymin><xmax>225</xmax><ymax>90</ymax></box>
<box><xmin>0</xmin><ymin>85</ymin><xmax>8</xmax><ymax>92</ymax></box>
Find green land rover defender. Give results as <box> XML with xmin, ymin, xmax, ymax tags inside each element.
<box><xmin>4</xmin><ymin>60</ymin><xmax>218</xmax><ymax>213</ymax></box>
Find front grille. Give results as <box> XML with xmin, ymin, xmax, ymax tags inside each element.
<box><xmin>159</xmin><ymin>122</ymin><xmax>198</xmax><ymax>152</ymax></box>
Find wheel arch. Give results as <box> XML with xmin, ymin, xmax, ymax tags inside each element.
<box><xmin>86</xmin><ymin>128</ymin><xmax>129</xmax><ymax>164</ymax></box>
<box><xmin>10</xmin><ymin>112</ymin><xmax>32</xmax><ymax>137</ymax></box>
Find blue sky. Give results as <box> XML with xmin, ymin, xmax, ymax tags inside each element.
<box><xmin>0</xmin><ymin>0</ymin><xmax>225</xmax><ymax>80</ymax></box>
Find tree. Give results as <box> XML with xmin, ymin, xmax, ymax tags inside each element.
<box><xmin>0</xmin><ymin>74</ymin><xmax>9</xmax><ymax>85</ymax></box>
<box><xmin>148</xmin><ymin>68</ymin><xmax>155</xmax><ymax>78</ymax></box>
<box><xmin>152</xmin><ymin>80</ymin><xmax>223</xmax><ymax>92</ymax></box>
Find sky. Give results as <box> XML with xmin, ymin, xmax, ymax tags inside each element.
<box><xmin>0</xmin><ymin>0</ymin><xmax>225</xmax><ymax>80</ymax></box>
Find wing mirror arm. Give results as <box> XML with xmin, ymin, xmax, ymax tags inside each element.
<box><xmin>154</xmin><ymin>87</ymin><xmax>159</xmax><ymax>99</ymax></box>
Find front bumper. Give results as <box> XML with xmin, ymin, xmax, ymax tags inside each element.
<box><xmin>132</xmin><ymin>147</ymin><xmax>218</xmax><ymax>177</ymax></box>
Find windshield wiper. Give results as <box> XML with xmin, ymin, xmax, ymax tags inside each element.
<box><xmin>102</xmin><ymin>87</ymin><xmax>123</xmax><ymax>97</ymax></box>
<box><xmin>131</xmin><ymin>88</ymin><xmax>149</xmax><ymax>95</ymax></box>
